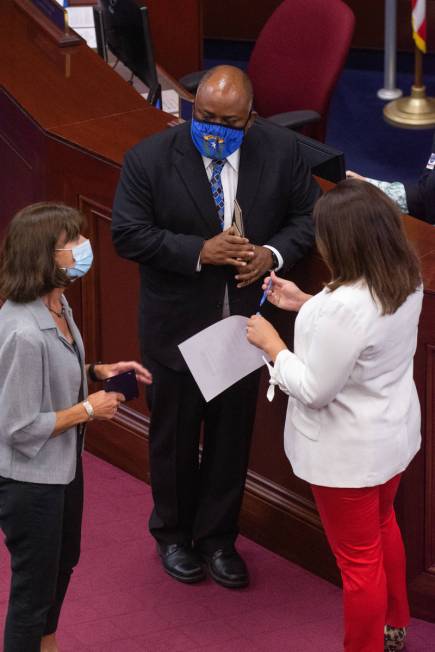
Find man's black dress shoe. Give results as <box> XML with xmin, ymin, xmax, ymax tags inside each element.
<box><xmin>158</xmin><ymin>543</ymin><xmax>205</xmax><ymax>584</ymax></box>
<box><xmin>203</xmin><ymin>548</ymin><xmax>249</xmax><ymax>588</ymax></box>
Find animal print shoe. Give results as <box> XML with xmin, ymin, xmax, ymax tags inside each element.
<box><xmin>384</xmin><ymin>625</ymin><xmax>407</xmax><ymax>651</ymax></box>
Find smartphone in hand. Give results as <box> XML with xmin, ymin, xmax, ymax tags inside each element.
<box><xmin>103</xmin><ymin>370</ymin><xmax>139</xmax><ymax>401</ymax></box>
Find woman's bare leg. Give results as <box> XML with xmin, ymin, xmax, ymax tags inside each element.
<box><xmin>40</xmin><ymin>633</ymin><xmax>59</xmax><ymax>652</ymax></box>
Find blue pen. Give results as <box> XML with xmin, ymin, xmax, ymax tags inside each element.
<box><xmin>257</xmin><ymin>278</ymin><xmax>273</xmax><ymax>314</ymax></box>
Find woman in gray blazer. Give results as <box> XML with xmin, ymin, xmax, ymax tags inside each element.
<box><xmin>0</xmin><ymin>202</ymin><xmax>152</xmax><ymax>652</ymax></box>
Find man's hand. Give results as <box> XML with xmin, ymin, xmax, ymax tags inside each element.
<box><xmin>235</xmin><ymin>246</ymin><xmax>273</xmax><ymax>288</ymax></box>
<box><xmin>200</xmin><ymin>227</ymin><xmax>255</xmax><ymax>267</ymax></box>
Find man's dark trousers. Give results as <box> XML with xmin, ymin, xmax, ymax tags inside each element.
<box><xmin>143</xmin><ymin>353</ymin><xmax>261</xmax><ymax>553</ymax></box>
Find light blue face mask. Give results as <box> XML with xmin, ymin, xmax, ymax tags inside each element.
<box><xmin>56</xmin><ymin>239</ymin><xmax>94</xmax><ymax>279</ymax></box>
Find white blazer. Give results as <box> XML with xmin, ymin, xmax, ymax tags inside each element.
<box><xmin>268</xmin><ymin>282</ymin><xmax>423</xmax><ymax>488</ymax></box>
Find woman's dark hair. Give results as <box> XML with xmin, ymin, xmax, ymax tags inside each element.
<box><xmin>0</xmin><ymin>202</ymin><xmax>84</xmax><ymax>303</ymax></box>
<box><xmin>314</xmin><ymin>179</ymin><xmax>421</xmax><ymax>315</ymax></box>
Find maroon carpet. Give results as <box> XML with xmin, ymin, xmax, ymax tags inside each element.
<box><xmin>1</xmin><ymin>452</ymin><xmax>434</xmax><ymax>651</ymax></box>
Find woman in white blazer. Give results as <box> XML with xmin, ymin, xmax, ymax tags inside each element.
<box><xmin>247</xmin><ymin>180</ymin><xmax>423</xmax><ymax>652</ymax></box>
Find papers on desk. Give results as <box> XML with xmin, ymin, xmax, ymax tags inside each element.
<box><xmin>162</xmin><ymin>89</ymin><xmax>180</xmax><ymax>115</ymax></box>
<box><xmin>178</xmin><ymin>316</ymin><xmax>267</xmax><ymax>402</ymax></box>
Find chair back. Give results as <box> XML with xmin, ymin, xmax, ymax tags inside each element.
<box><xmin>247</xmin><ymin>0</ymin><xmax>355</xmax><ymax>141</ymax></box>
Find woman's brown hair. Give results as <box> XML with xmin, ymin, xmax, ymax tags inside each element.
<box><xmin>0</xmin><ymin>202</ymin><xmax>84</xmax><ymax>303</ymax></box>
<box><xmin>314</xmin><ymin>179</ymin><xmax>421</xmax><ymax>314</ymax></box>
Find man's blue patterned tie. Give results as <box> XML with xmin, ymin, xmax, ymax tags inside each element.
<box><xmin>210</xmin><ymin>158</ymin><xmax>227</xmax><ymax>229</ymax></box>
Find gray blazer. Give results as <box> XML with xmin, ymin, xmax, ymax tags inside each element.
<box><xmin>0</xmin><ymin>296</ymin><xmax>88</xmax><ymax>484</ymax></box>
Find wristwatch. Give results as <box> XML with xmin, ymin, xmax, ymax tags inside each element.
<box><xmin>270</xmin><ymin>250</ymin><xmax>279</xmax><ymax>270</ymax></box>
<box><xmin>82</xmin><ymin>400</ymin><xmax>94</xmax><ymax>421</ymax></box>
<box><xmin>88</xmin><ymin>362</ymin><xmax>102</xmax><ymax>382</ymax></box>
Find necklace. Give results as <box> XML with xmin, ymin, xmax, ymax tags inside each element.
<box><xmin>48</xmin><ymin>305</ymin><xmax>65</xmax><ymax>319</ymax></box>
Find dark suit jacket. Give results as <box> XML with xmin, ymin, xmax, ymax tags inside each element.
<box><xmin>112</xmin><ymin>118</ymin><xmax>320</xmax><ymax>370</ymax></box>
<box><xmin>404</xmin><ymin>133</ymin><xmax>435</xmax><ymax>225</ymax></box>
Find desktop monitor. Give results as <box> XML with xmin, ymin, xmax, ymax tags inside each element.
<box><xmin>293</xmin><ymin>132</ymin><xmax>346</xmax><ymax>183</ymax></box>
<box><xmin>255</xmin><ymin>119</ymin><xmax>346</xmax><ymax>182</ymax></box>
<box><xmin>94</xmin><ymin>0</ymin><xmax>161</xmax><ymax>107</ymax></box>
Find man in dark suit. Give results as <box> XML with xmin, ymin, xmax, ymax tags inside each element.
<box><xmin>112</xmin><ymin>65</ymin><xmax>320</xmax><ymax>588</ymax></box>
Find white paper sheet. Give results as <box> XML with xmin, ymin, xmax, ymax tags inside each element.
<box><xmin>178</xmin><ymin>315</ymin><xmax>266</xmax><ymax>402</ymax></box>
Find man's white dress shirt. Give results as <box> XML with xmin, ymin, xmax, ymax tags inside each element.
<box><xmin>201</xmin><ymin>150</ymin><xmax>283</xmax><ymax>268</ymax></box>
<box><xmin>198</xmin><ymin>150</ymin><xmax>283</xmax><ymax>316</ymax></box>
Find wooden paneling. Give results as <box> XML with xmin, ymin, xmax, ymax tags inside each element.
<box><xmin>68</xmin><ymin>0</ymin><xmax>97</xmax><ymax>5</ymax></box>
<box><xmin>0</xmin><ymin>90</ymin><xmax>46</xmax><ymax>231</ymax></box>
<box><xmin>1</xmin><ymin>0</ymin><xmax>435</xmax><ymax>623</ymax></box>
<box><xmin>202</xmin><ymin>0</ymin><xmax>435</xmax><ymax>54</ymax></box>
<box><xmin>203</xmin><ymin>0</ymin><xmax>281</xmax><ymax>42</ymax></box>
<box><xmin>144</xmin><ymin>0</ymin><xmax>202</xmax><ymax>78</ymax></box>
<box><xmin>426</xmin><ymin>345</ymin><xmax>435</xmax><ymax>573</ymax></box>
<box><xmin>76</xmin><ymin>197</ymin><xmax>151</xmax><ymax>479</ymax></box>
<box><xmin>402</xmin><ymin>290</ymin><xmax>435</xmax><ymax>621</ymax></box>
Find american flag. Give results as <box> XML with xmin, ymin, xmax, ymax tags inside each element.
<box><xmin>412</xmin><ymin>0</ymin><xmax>427</xmax><ymax>52</ymax></box>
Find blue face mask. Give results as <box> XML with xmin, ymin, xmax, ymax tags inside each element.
<box><xmin>56</xmin><ymin>239</ymin><xmax>94</xmax><ymax>279</ymax></box>
<box><xmin>191</xmin><ymin>118</ymin><xmax>247</xmax><ymax>159</ymax></box>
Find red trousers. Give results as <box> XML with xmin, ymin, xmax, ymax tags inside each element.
<box><xmin>311</xmin><ymin>474</ymin><xmax>410</xmax><ymax>652</ymax></box>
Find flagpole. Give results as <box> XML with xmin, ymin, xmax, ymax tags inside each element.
<box><xmin>378</xmin><ymin>0</ymin><xmax>402</xmax><ymax>100</ymax></box>
<box><xmin>414</xmin><ymin>45</ymin><xmax>423</xmax><ymax>88</ymax></box>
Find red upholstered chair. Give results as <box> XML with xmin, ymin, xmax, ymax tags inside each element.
<box><xmin>247</xmin><ymin>0</ymin><xmax>355</xmax><ymax>141</ymax></box>
<box><xmin>180</xmin><ymin>0</ymin><xmax>354</xmax><ymax>142</ymax></box>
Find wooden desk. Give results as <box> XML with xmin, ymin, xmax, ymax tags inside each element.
<box><xmin>1</xmin><ymin>0</ymin><xmax>435</xmax><ymax>621</ymax></box>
